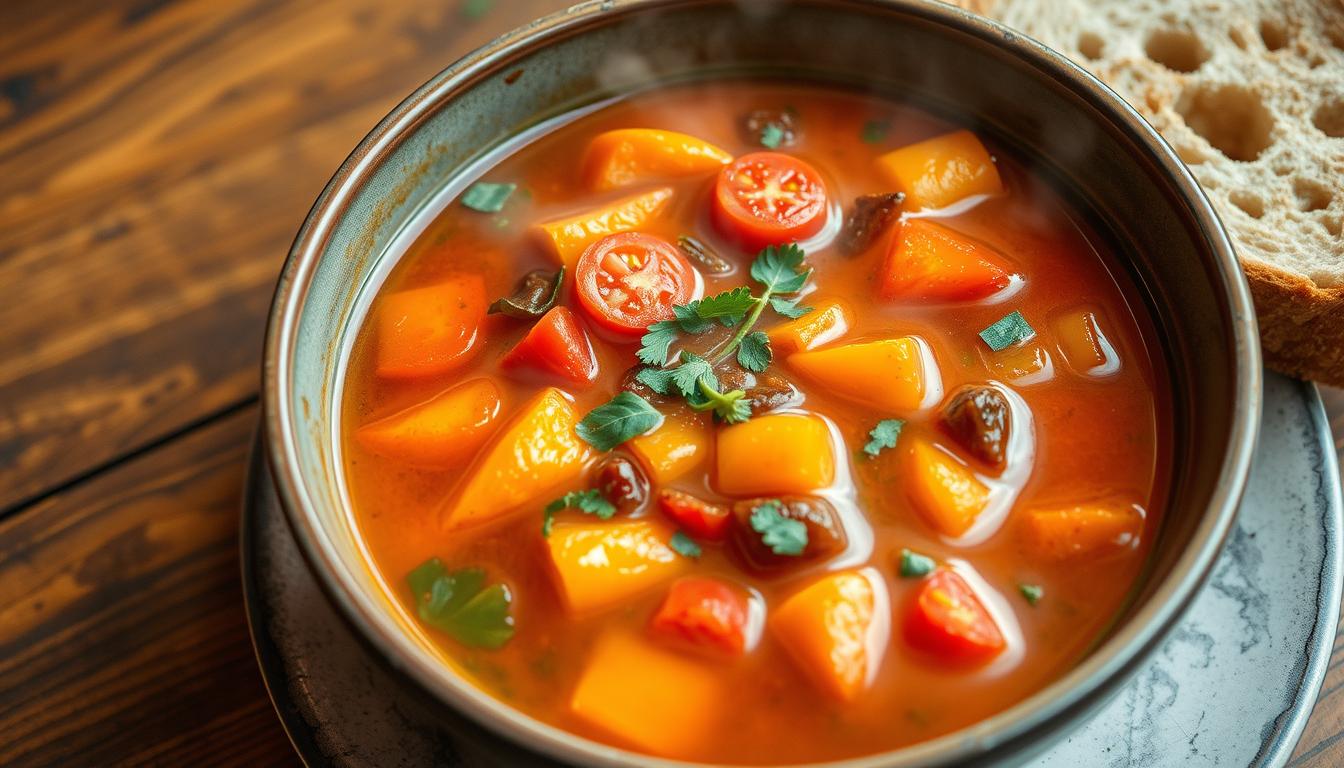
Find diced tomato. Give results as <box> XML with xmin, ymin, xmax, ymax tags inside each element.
<box><xmin>712</xmin><ymin>152</ymin><xmax>829</xmax><ymax>251</ymax></box>
<box><xmin>879</xmin><ymin>219</ymin><xmax>1016</xmax><ymax>302</ymax></box>
<box><xmin>575</xmin><ymin>232</ymin><xmax>697</xmax><ymax>336</ymax></box>
<box><xmin>650</xmin><ymin>577</ymin><xmax>750</xmax><ymax>656</ymax></box>
<box><xmin>905</xmin><ymin>569</ymin><xmax>1006</xmax><ymax>663</ymax></box>
<box><xmin>375</xmin><ymin>274</ymin><xmax>486</xmax><ymax>378</ymax></box>
<box><xmin>657</xmin><ymin>489</ymin><xmax>731</xmax><ymax>541</ymax></box>
<box><xmin>501</xmin><ymin>306</ymin><xmax>598</xmax><ymax>386</ymax></box>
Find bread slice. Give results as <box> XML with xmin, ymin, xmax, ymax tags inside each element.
<box><xmin>955</xmin><ymin>0</ymin><xmax>1344</xmax><ymax>384</ymax></box>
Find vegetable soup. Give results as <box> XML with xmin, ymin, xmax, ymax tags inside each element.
<box><xmin>340</xmin><ymin>81</ymin><xmax>1169</xmax><ymax>764</ymax></box>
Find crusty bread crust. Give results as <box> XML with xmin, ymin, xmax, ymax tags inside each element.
<box><xmin>1245</xmin><ymin>259</ymin><xmax>1344</xmax><ymax>383</ymax></box>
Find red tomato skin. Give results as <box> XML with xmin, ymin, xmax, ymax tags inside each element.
<box><xmin>501</xmin><ymin>306</ymin><xmax>598</xmax><ymax>386</ymax></box>
<box><xmin>657</xmin><ymin>489</ymin><xmax>732</xmax><ymax>541</ymax></box>
<box><xmin>574</xmin><ymin>232</ymin><xmax>697</xmax><ymax>337</ymax></box>
<box><xmin>712</xmin><ymin>152</ymin><xmax>830</xmax><ymax>251</ymax></box>
<box><xmin>649</xmin><ymin>577</ymin><xmax>750</xmax><ymax>656</ymax></box>
<box><xmin>905</xmin><ymin>569</ymin><xmax>1006</xmax><ymax>663</ymax></box>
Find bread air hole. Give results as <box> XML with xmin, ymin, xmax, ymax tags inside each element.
<box><xmin>1293</xmin><ymin>179</ymin><xmax>1332</xmax><ymax>212</ymax></box>
<box><xmin>1259</xmin><ymin>19</ymin><xmax>1289</xmax><ymax>51</ymax></box>
<box><xmin>1077</xmin><ymin>32</ymin><xmax>1104</xmax><ymax>60</ymax></box>
<box><xmin>1313</xmin><ymin>99</ymin><xmax>1344</xmax><ymax>138</ymax></box>
<box><xmin>1144</xmin><ymin>29</ymin><xmax>1210</xmax><ymax>73</ymax></box>
<box><xmin>1228</xmin><ymin>191</ymin><xmax>1265</xmax><ymax>219</ymax></box>
<box><xmin>1175</xmin><ymin>83</ymin><xmax>1275</xmax><ymax>161</ymax></box>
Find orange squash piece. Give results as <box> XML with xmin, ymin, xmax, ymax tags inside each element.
<box><xmin>787</xmin><ymin>337</ymin><xmax>937</xmax><ymax>413</ymax></box>
<box><xmin>582</xmin><ymin>128</ymin><xmax>733</xmax><ymax>190</ymax></box>
<box><xmin>1025</xmin><ymin>503</ymin><xmax>1145</xmax><ymax>559</ymax></box>
<box><xmin>355</xmin><ymin>378</ymin><xmax>502</xmax><ymax>467</ymax></box>
<box><xmin>879</xmin><ymin>219</ymin><xmax>1015</xmax><ymax>302</ymax></box>
<box><xmin>716</xmin><ymin>413</ymin><xmax>835</xmax><ymax>496</ymax></box>
<box><xmin>904</xmin><ymin>439</ymin><xmax>990</xmax><ymax>537</ymax></box>
<box><xmin>545</xmin><ymin>520</ymin><xmax>689</xmax><ymax>615</ymax></box>
<box><xmin>375</xmin><ymin>274</ymin><xmax>486</xmax><ymax>379</ymax></box>
<box><xmin>767</xmin><ymin>298</ymin><xmax>853</xmax><ymax>354</ymax></box>
<box><xmin>628</xmin><ymin>408</ymin><xmax>713</xmax><ymax>485</ymax></box>
<box><xmin>769</xmin><ymin>569</ymin><xmax>890</xmax><ymax>702</ymax></box>
<box><xmin>569</xmin><ymin>629</ymin><xmax>726</xmax><ymax>755</ymax></box>
<box><xmin>533</xmin><ymin>187</ymin><xmax>674</xmax><ymax>269</ymax></box>
<box><xmin>1053</xmin><ymin>307</ymin><xmax>1117</xmax><ymax>375</ymax></box>
<box><xmin>876</xmin><ymin>129</ymin><xmax>1003</xmax><ymax>209</ymax></box>
<box><xmin>439</xmin><ymin>388</ymin><xmax>593</xmax><ymax>531</ymax></box>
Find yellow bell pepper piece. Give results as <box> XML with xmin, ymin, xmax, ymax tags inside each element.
<box><xmin>877</xmin><ymin>129</ymin><xmax>1003</xmax><ymax>209</ymax></box>
<box><xmin>767</xmin><ymin>298</ymin><xmax>853</xmax><ymax>355</ymax></box>
<box><xmin>582</xmin><ymin>128</ymin><xmax>732</xmax><ymax>190</ymax></box>
<box><xmin>545</xmin><ymin>520</ymin><xmax>689</xmax><ymax>615</ymax></box>
<box><xmin>628</xmin><ymin>408</ymin><xmax>713</xmax><ymax>485</ymax></box>
<box><xmin>904</xmin><ymin>438</ymin><xmax>990</xmax><ymax>537</ymax></box>
<box><xmin>532</xmin><ymin>187</ymin><xmax>674</xmax><ymax>269</ymax></box>
<box><xmin>769</xmin><ymin>568</ymin><xmax>890</xmax><ymax>702</ymax></box>
<box><xmin>715</xmin><ymin>413</ymin><xmax>835</xmax><ymax>496</ymax></box>
<box><xmin>787</xmin><ymin>337</ymin><xmax>937</xmax><ymax>412</ymax></box>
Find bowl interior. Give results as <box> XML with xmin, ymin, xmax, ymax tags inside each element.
<box><xmin>265</xmin><ymin>1</ymin><xmax>1258</xmax><ymax>765</ymax></box>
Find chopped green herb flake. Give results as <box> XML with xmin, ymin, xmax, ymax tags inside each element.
<box><xmin>750</xmin><ymin>500</ymin><xmax>808</xmax><ymax>556</ymax></box>
<box><xmin>737</xmin><ymin>331</ymin><xmax>772</xmax><ymax>373</ymax></box>
<box><xmin>545</xmin><ymin>489</ymin><xmax>616</xmax><ymax>520</ymax></box>
<box><xmin>979</xmin><ymin>310</ymin><xmax>1036</xmax><ymax>352</ymax></box>
<box><xmin>863</xmin><ymin>418</ymin><xmax>905</xmax><ymax>457</ymax></box>
<box><xmin>460</xmin><ymin>0</ymin><xmax>493</xmax><ymax>19</ymax></box>
<box><xmin>577</xmin><ymin>392</ymin><xmax>662</xmax><ymax>451</ymax></box>
<box><xmin>769</xmin><ymin>295</ymin><xmax>813</xmax><ymax>319</ymax></box>
<box><xmin>461</xmin><ymin>181</ymin><xmax>515</xmax><ymax>212</ymax></box>
<box><xmin>406</xmin><ymin>559</ymin><xmax>515</xmax><ymax>649</ymax></box>
<box><xmin>898</xmin><ymin>548</ymin><xmax>936</xmax><ymax>578</ymax></box>
<box><xmin>861</xmin><ymin>119</ymin><xmax>891</xmax><ymax>144</ymax></box>
<box><xmin>669</xmin><ymin>531</ymin><xmax>702</xmax><ymax>558</ymax></box>
<box><xmin>759</xmin><ymin>123</ymin><xmax>785</xmax><ymax>149</ymax></box>
<box><xmin>1019</xmin><ymin>583</ymin><xmax>1044</xmax><ymax>605</ymax></box>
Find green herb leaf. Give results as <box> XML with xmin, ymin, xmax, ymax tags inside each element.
<box><xmin>669</xmin><ymin>531</ymin><xmax>703</xmax><ymax>558</ymax></box>
<box><xmin>750</xmin><ymin>500</ymin><xmax>808</xmax><ymax>556</ymax></box>
<box><xmin>688</xmin><ymin>379</ymin><xmax>752</xmax><ymax>424</ymax></box>
<box><xmin>769</xmin><ymin>295</ymin><xmax>813</xmax><ymax>319</ymax></box>
<box><xmin>633</xmin><ymin>366</ymin><xmax>677</xmax><ymax>395</ymax></box>
<box><xmin>683</xmin><ymin>286</ymin><xmax>757</xmax><ymax>328</ymax></box>
<box><xmin>670</xmin><ymin>352</ymin><xmax>717</xmax><ymax>397</ymax></box>
<box><xmin>979</xmin><ymin>310</ymin><xmax>1036</xmax><ymax>352</ymax></box>
<box><xmin>461</xmin><ymin>181</ymin><xmax>515</xmax><ymax>213</ymax></box>
<box><xmin>488</xmin><ymin>267</ymin><xmax>563</xmax><ymax>319</ymax></box>
<box><xmin>1019</xmin><ymin>583</ymin><xmax>1044</xmax><ymax>606</ymax></box>
<box><xmin>407</xmin><ymin>559</ymin><xmax>515</xmax><ymax>649</ymax></box>
<box><xmin>545</xmin><ymin>489</ymin><xmax>616</xmax><ymax>520</ymax></box>
<box><xmin>577</xmin><ymin>392</ymin><xmax>663</xmax><ymax>451</ymax></box>
<box><xmin>759</xmin><ymin>123</ymin><xmax>785</xmax><ymax>149</ymax></box>
<box><xmin>637</xmin><ymin>321</ymin><xmax>681</xmax><ymax>366</ymax></box>
<box><xmin>898</xmin><ymin>548</ymin><xmax>936</xmax><ymax>578</ymax></box>
<box><xmin>750</xmin><ymin>243</ymin><xmax>811</xmax><ymax>295</ymax></box>
<box><xmin>460</xmin><ymin>0</ymin><xmax>493</xmax><ymax>19</ymax></box>
<box><xmin>863</xmin><ymin>418</ymin><xmax>905</xmax><ymax>457</ymax></box>
<box><xmin>737</xmin><ymin>331</ymin><xmax>772</xmax><ymax>373</ymax></box>
<box><xmin>861</xmin><ymin>119</ymin><xmax>891</xmax><ymax>144</ymax></box>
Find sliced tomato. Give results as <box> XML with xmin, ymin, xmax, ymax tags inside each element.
<box><xmin>501</xmin><ymin>306</ymin><xmax>598</xmax><ymax>386</ymax></box>
<box><xmin>905</xmin><ymin>569</ymin><xmax>1006</xmax><ymax>663</ymax></box>
<box><xmin>649</xmin><ymin>577</ymin><xmax>750</xmax><ymax>656</ymax></box>
<box><xmin>712</xmin><ymin>151</ymin><xmax>829</xmax><ymax>251</ymax></box>
<box><xmin>879</xmin><ymin>219</ymin><xmax>1016</xmax><ymax>302</ymax></box>
<box><xmin>575</xmin><ymin>232</ymin><xmax>697</xmax><ymax>336</ymax></box>
<box><xmin>657</xmin><ymin>489</ymin><xmax>731</xmax><ymax>541</ymax></box>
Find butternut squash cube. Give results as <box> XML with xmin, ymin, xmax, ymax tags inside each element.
<box><xmin>769</xmin><ymin>568</ymin><xmax>890</xmax><ymax>702</ymax></box>
<box><xmin>545</xmin><ymin>520</ymin><xmax>689</xmax><ymax>615</ymax></box>
<box><xmin>787</xmin><ymin>338</ymin><xmax>938</xmax><ymax>413</ymax></box>
<box><xmin>767</xmin><ymin>298</ymin><xmax>853</xmax><ymax>354</ymax></box>
<box><xmin>582</xmin><ymin>128</ymin><xmax>732</xmax><ymax>190</ymax></box>
<box><xmin>716</xmin><ymin>413</ymin><xmax>835</xmax><ymax>496</ymax></box>
<box><xmin>1052</xmin><ymin>307</ymin><xmax>1119</xmax><ymax>375</ymax></box>
<box><xmin>532</xmin><ymin>187</ymin><xmax>674</xmax><ymax>269</ymax></box>
<box><xmin>355</xmin><ymin>378</ymin><xmax>502</xmax><ymax>467</ymax></box>
<box><xmin>904</xmin><ymin>439</ymin><xmax>990</xmax><ymax>537</ymax></box>
<box><xmin>440</xmin><ymin>388</ymin><xmax>593</xmax><ymax>531</ymax></box>
<box><xmin>877</xmin><ymin>129</ymin><xmax>1003</xmax><ymax>210</ymax></box>
<box><xmin>628</xmin><ymin>408</ymin><xmax>713</xmax><ymax>485</ymax></box>
<box><xmin>1025</xmin><ymin>503</ymin><xmax>1145</xmax><ymax>559</ymax></box>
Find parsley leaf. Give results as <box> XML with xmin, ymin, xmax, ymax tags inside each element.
<box><xmin>670</xmin><ymin>351</ymin><xmax>717</xmax><ymax>396</ymax></box>
<box><xmin>460</xmin><ymin>181</ymin><xmax>515</xmax><ymax>213</ymax></box>
<box><xmin>633</xmin><ymin>365</ymin><xmax>677</xmax><ymax>395</ymax></box>
<box><xmin>577</xmin><ymin>392</ymin><xmax>662</xmax><ymax>451</ymax></box>
<box><xmin>1019</xmin><ymin>583</ymin><xmax>1044</xmax><ymax>605</ymax></box>
<box><xmin>759</xmin><ymin>123</ymin><xmax>785</xmax><ymax>149</ymax></box>
<box><xmin>737</xmin><ymin>331</ymin><xmax>772</xmax><ymax>373</ymax></box>
<box><xmin>685</xmin><ymin>286</ymin><xmax>757</xmax><ymax>327</ymax></box>
<box><xmin>407</xmin><ymin>559</ymin><xmax>515</xmax><ymax>649</ymax></box>
<box><xmin>863</xmin><ymin>418</ymin><xmax>905</xmax><ymax>457</ymax></box>
<box><xmin>637</xmin><ymin>321</ymin><xmax>680</xmax><ymax>366</ymax></box>
<box><xmin>769</xmin><ymin>295</ymin><xmax>813</xmax><ymax>319</ymax></box>
<box><xmin>750</xmin><ymin>243</ymin><xmax>811</xmax><ymax>294</ymax></box>
<box><xmin>749</xmin><ymin>500</ymin><xmax>808</xmax><ymax>555</ymax></box>
<box><xmin>979</xmin><ymin>310</ymin><xmax>1036</xmax><ymax>352</ymax></box>
<box><xmin>669</xmin><ymin>531</ymin><xmax>702</xmax><ymax>558</ymax></box>
<box><xmin>898</xmin><ymin>548</ymin><xmax>936</xmax><ymax>578</ymax></box>
<box><xmin>542</xmin><ymin>489</ymin><xmax>616</xmax><ymax>536</ymax></box>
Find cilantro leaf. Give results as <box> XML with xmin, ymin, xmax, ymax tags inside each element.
<box><xmin>670</xmin><ymin>352</ymin><xmax>717</xmax><ymax>397</ymax></box>
<box><xmin>898</xmin><ymin>548</ymin><xmax>936</xmax><ymax>578</ymax></box>
<box><xmin>633</xmin><ymin>366</ymin><xmax>677</xmax><ymax>395</ymax></box>
<box><xmin>637</xmin><ymin>321</ymin><xmax>680</xmax><ymax>366</ymax></box>
<box><xmin>737</xmin><ymin>331</ymin><xmax>772</xmax><ymax>373</ymax></box>
<box><xmin>749</xmin><ymin>501</ymin><xmax>808</xmax><ymax>556</ymax></box>
<box><xmin>759</xmin><ymin>123</ymin><xmax>785</xmax><ymax>149</ymax></box>
<box><xmin>686</xmin><ymin>286</ymin><xmax>756</xmax><ymax>327</ymax></box>
<box><xmin>542</xmin><ymin>489</ymin><xmax>616</xmax><ymax>536</ymax></box>
<box><xmin>769</xmin><ymin>295</ymin><xmax>813</xmax><ymax>319</ymax></box>
<box><xmin>863</xmin><ymin>418</ymin><xmax>905</xmax><ymax>457</ymax></box>
<box><xmin>1019</xmin><ymin>583</ymin><xmax>1044</xmax><ymax>606</ymax></box>
<box><xmin>750</xmin><ymin>244</ymin><xmax>811</xmax><ymax>294</ymax></box>
<box><xmin>460</xmin><ymin>181</ymin><xmax>515</xmax><ymax>213</ymax></box>
<box><xmin>577</xmin><ymin>392</ymin><xmax>662</xmax><ymax>451</ymax></box>
<box><xmin>407</xmin><ymin>559</ymin><xmax>515</xmax><ymax>649</ymax></box>
<box><xmin>979</xmin><ymin>310</ymin><xmax>1036</xmax><ymax>352</ymax></box>
<box><xmin>669</xmin><ymin>531</ymin><xmax>702</xmax><ymax>558</ymax></box>
<box><xmin>672</xmin><ymin>302</ymin><xmax>715</xmax><ymax>334</ymax></box>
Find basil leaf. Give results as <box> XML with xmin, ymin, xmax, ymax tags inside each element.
<box><xmin>488</xmin><ymin>267</ymin><xmax>563</xmax><ymax>319</ymax></box>
<box><xmin>577</xmin><ymin>392</ymin><xmax>663</xmax><ymax>451</ymax></box>
<box><xmin>407</xmin><ymin>562</ymin><xmax>515</xmax><ymax>649</ymax></box>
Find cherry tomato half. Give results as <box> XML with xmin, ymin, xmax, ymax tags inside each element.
<box><xmin>712</xmin><ymin>151</ymin><xmax>830</xmax><ymax>251</ymax></box>
<box><xmin>575</xmin><ymin>232</ymin><xmax>697</xmax><ymax>335</ymax></box>
<box><xmin>905</xmin><ymin>569</ymin><xmax>1006</xmax><ymax>664</ymax></box>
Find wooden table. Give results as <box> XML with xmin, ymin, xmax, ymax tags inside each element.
<box><xmin>1</xmin><ymin>1</ymin><xmax>1340</xmax><ymax>766</ymax></box>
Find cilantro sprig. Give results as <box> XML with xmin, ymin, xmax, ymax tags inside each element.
<box><xmin>407</xmin><ymin>559</ymin><xmax>515</xmax><ymax>649</ymax></box>
<box><xmin>542</xmin><ymin>489</ymin><xmax>616</xmax><ymax>536</ymax></box>
<box><xmin>750</xmin><ymin>500</ymin><xmax>808</xmax><ymax>556</ymax></box>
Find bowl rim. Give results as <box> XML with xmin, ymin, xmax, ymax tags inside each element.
<box><xmin>262</xmin><ymin>0</ymin><xmax>1262</xmax><ymax>765</ymax></box>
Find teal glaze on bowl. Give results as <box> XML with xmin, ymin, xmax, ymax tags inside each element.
<box><xmin>263</xmin><ymin>1</ymin><xmax>1261</xmax><ymax>766</ymax></box>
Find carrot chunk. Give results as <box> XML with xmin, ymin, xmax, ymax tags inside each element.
<box><xmin>628</xmin><ymin>408</ymin><xmax>713</xmax><ymax>485</ymax></box>
<box><xmin>582</xmin><ymin>128</ymin><xmax>732</xmax><ymax>190</ymax></box>
<box><xmin>545</xmin><ymin>520</ymin><xmax>689</xmax><ymax>615</ymax></box>
<box><xmin>904</xmin><ymin>438</ymin><xmax>990</xmax><ymax>537</ymax></box>
<box><xmin>715</xmin><ymin>413</ymin><xmax>835</xmax><ymax>496</ymax></box>
<box><xmin>355</xmin><ymin>378</ymin><xmax>502</xmax><ymax>467</ymax></box>
<box><xmin>532</xmin><ymin>187</ymin><xmax>674</xmax><ymax>269</ymax></box>
<box><xmin>787</xmin><ymin>337</ymin><xmax>937</xmax><ymax>413</ymax></box>
<box><xmin>439</xmin><ymin>388</ymin><xmax>593</xmax><ymax>531</ymax></box>
<box><xmin>1025</xmin><ymin>503</ymin><xmax>1144</xmax><ymax>559</ymax></box>
<box><xmin>649</xmin><ymin>576</ymin><xmax>751</xmax><ymax>656</ymax></box>
<box><xmin>374</xmin><ymin>275</ymin><xmax>486</xmax><ymax>378</ymax></box>
<box><xmin>570</xmin><ymin>629</ymin><xmax>726</xmax><ymax>755</ymax></box>
<box><xmin>769</xmin><ymin>569</ymin><xmax>890</xmax><ymax>702</ymax></box>
<box><xmin>501</xmin><ymin>306</ymin><xmax>598</xmax><ymax>386</ymax></box>
<box><xmin>767</xmin><ymin>298</ymin><xmax>853</xmax><ymax>355</ymax></box>
<box><xmin>879</xmin><ymin>219</ymin><xmax>1015</xmax><ymax>302</ymax></box>
<box><xmin>876</xmin><ymin>129</ymin><xmax>1003</xmax><ymax>209</ymax></box>
<box><xmin>1052</xmin><ymin>307</ymin><xmax>1118</xmax><ymax>375</ymax></box>
<box><xmin>905</xmin><ymin>568</ymin><xmax>1006</xmax><ymax>663</ymax></box>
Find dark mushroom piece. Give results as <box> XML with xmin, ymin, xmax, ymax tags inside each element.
<box><xmin>487</xmin><ymin>267</ymin><xmax>564</xmax><ymax>319</ymax></box>
<box><xmin>677</xmin><ymin>235</ymin><xmax>733</xmax><ymax>275</ymax></box>
<box><xmin>729</xmin><ymin>496</ymin><xmax>847</xmax><ymax>571</ymax></box>
<box><xmin>940</xmin><ymin>384</ymin><xmax>1011</xmax><ymax>471</ymax></box>
<box><xmin>594</xmin><ymin>455</ymin><xmax>650</xmax><ymax>516</ymax></box>
<box><xmin>717</xmin><ymin>366</ymin><xmax>802</xmax><ymax>414</ymax></box>
<box><xmin>839</xmin><ymin>193</ymin><xmax>905</xmax><ymax>255</ymax></box>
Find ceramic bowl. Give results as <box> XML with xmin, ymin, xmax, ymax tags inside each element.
<box><xmin>262</xmin><ymin>1</ymin><xmax>1261</xmax><ymax>765</ymax></box>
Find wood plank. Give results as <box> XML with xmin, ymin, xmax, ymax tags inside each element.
<box><xmin>0</xmin><ymin>405</ymin><xmax>300</xmax><ymax>767</ymax></box>
<box><xmin>0</xmin><ymin>0</ymin><xmax>565</xmax><ymax>510</ymax></box>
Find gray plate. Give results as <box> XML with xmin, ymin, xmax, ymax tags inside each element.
<box><xmin>242</xmin><ymin>371</ymin><xmax>1342</xmax><ymax>767</ymax></box>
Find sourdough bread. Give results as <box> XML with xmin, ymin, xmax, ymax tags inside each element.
<box><xmin>959</xmin><ymin>0</ymin><xmax>1344</xmax><ymax>384</ymax></box>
